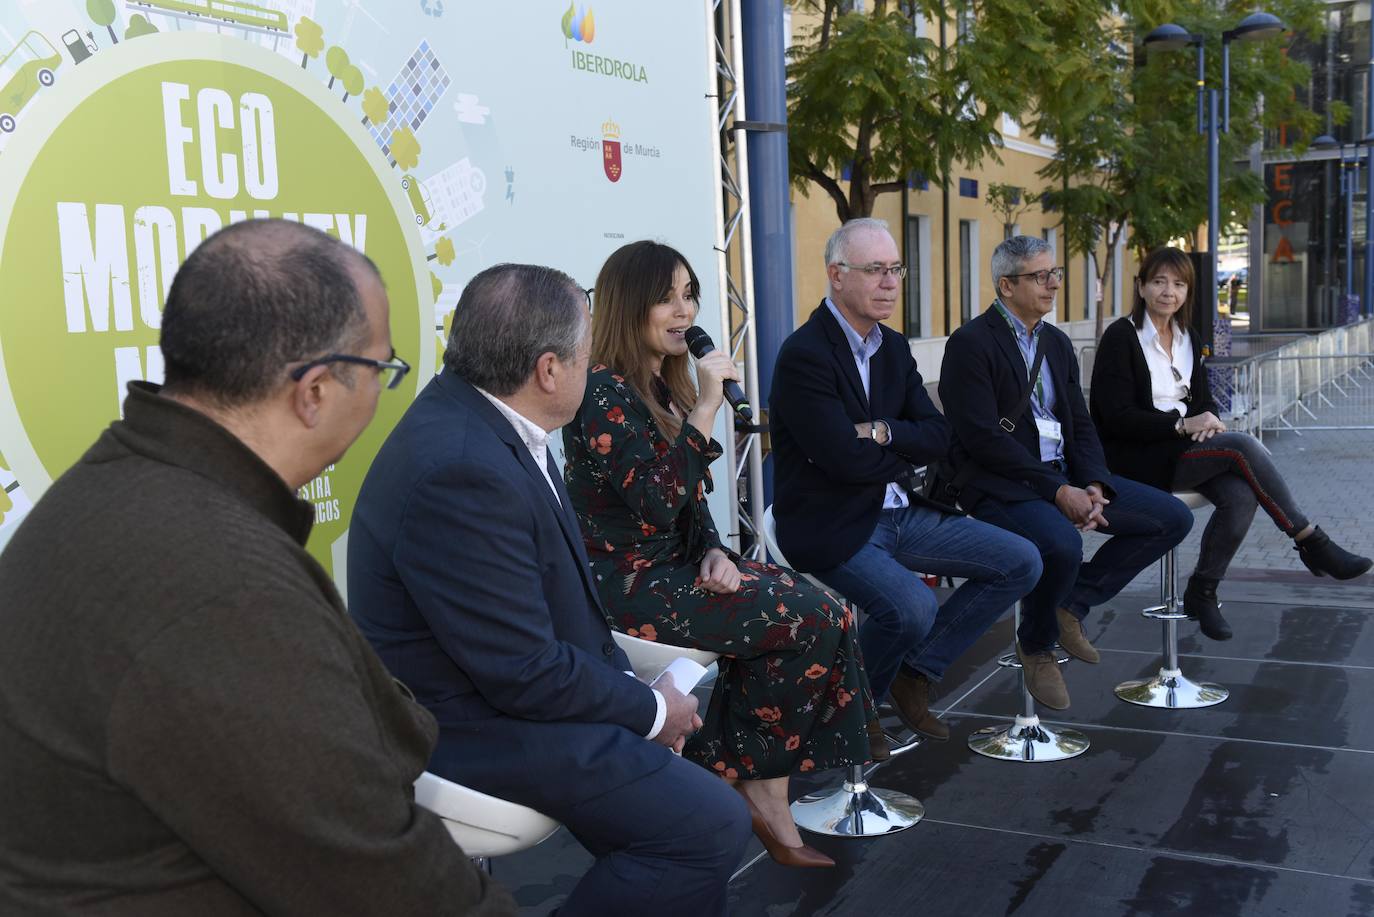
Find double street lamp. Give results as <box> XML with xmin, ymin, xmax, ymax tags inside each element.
<box><xmin>1144</xmin><ymin>12</ymin><xmax>1286</xmax><ymax>351</ymax></box>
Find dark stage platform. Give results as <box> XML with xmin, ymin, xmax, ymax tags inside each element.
<box><xmin>495</xmin><ymin>569</ymin><xmax>1374</xmax><ymax>916</ymax></box>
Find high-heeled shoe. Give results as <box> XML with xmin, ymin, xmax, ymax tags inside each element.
<box><xmin>735</xmin><ymin>787</ymin><xmax>835</xmax><ymax>868</ymax></box>
<box><xmin>1296</xmin><ymin>526</ymin><xmax>1373</xmax><ymax>580</ymax></box>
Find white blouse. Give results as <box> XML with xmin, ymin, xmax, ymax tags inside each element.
<box><xmin>1135</xmin><ymin>318</ymin><xmax>1193</xmax><ymax>416</ymax></box>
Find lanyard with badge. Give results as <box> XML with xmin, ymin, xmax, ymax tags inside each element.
<box><xmin>993</xmin><ymin>301</ymin><xmax>1060</xmax><ymax>443</ymax></box>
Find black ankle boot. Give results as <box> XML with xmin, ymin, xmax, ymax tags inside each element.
<box><xmin>1296</xmin><ymin>526</ymin><xmax>1373</xmax><ymax>580</ymax></box>
<box><xmin>1184</xmin><ymin>575</ymin><xmax>1232</xmax><ymax>641</ymax></box>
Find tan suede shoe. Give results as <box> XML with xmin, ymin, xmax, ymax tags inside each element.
<box><xmin>1016</xmin><ymin>643</ymin><xmax>1071</xmax><ymax>710</ymax></box>
<box><xmin>1055</xmin><ymin>607</ymin><xmax>1100</xmax><ymax>664</ymax></box>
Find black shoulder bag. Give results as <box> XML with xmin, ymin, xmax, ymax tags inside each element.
<box><xmin>919</xmin><ymin>336</ymin><xmax>1047</xmax><ymax>509</ymax></box>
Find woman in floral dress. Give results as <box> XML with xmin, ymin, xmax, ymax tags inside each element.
<box><xmin>563</xmin><ymin>240</ymin><xmax>879</xmax><ymax>868</ymax></box>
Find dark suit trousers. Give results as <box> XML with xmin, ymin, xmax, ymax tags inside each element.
<box><xmin>970</xmin><ymin>475</ymin><xmax>1193</xmax><ymax>653</ymax></box>
<box><xmin>430</xmin><ymin>719</ymin><xmax>750</xmax><ymax>917</ymax></box>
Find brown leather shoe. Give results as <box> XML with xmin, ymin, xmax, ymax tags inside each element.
<box><xmin>1016</xmin><ymin>643</ymin><xmax>1070</xmax><ymax>710</ymax></box>
<box><xmin>888</xmin><ymin>669</ymin><xmax>950</xmax><ymax>741</ymax></box>
<box><xmin>736</xmin><ymin>787</ymin><xmax>835</xmax><ymax>868</ymax></box>
<box><xmin>1055</xmin><ymin>607</ymin><xmax>1099</xmax><ymax>664</ymax></box>
<box><xmin>866</xmin><ymin>718</ymin><xmax>892</xmax><ymax>762</ymax></box>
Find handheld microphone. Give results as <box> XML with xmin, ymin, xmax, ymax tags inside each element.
<box><xmin>683</xmin><ymin>326</ymin><xmax>753</xmax><ymax>421</ymax></box>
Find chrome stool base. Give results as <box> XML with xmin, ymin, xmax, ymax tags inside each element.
<box><xmin>1115</xmin><ymin>667</ymin><xmax>1229</xmax><ymax>708</ymax></box>
<box><xmin>968</xmin><ymin>713</ymin><xmax>1090</xmax><ymax>762</ymax></box>
<box><xmin>790</xmin><ymin>765</ymin><xmax>924</xmax><ymax>837</ymax></box>
<box><xmin>1118</xmin><ymin>517</ymin><xmax>1229</xmax><ymax>710</ymax></box>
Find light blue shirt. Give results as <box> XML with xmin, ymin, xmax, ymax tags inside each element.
<box><xmin>992</xmin><ymin>300</ymin><xmax>1064</xmax><ymax>464</ymax></box>
<box><xmin>824</xmin><ymin>298</ymin><xmax>908</xmax><ymax>509</ymax></box>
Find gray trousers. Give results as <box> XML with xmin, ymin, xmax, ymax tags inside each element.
<box><xmin>1170</xmin><ymin>431</ymin><xmax>1309</xmax><ymax>580</ymax></box>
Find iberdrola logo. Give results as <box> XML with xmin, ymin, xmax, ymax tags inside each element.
<box><xmin>561</xmin><ymin>4</ymin><xmax>595</xmax><ymax>45</ymax></box>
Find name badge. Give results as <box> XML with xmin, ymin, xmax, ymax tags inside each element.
<box><xmin>1035</xmin><ymin>417</ymin><xmax>1063</xmax><ymax>442</ymax></box>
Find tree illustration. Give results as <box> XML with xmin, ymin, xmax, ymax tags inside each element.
<box><xmin>361</xmin><ymin>86</ymin><xmax>388</xmax><ymax>127</ymax></box>
<box><xmin>427</xmin><ymin>236</ymin><xmax>456</xmax><ymax>266</ymax></box>
<box><xmin>325</xmin><ymin>46</ymin><xmax>350</xmax><ymax>90</ymax></box>
<box><xmin>125</xmin><ymin>14</ymin><xmax>158</xmax><ymax>39</ymax></box>
<box><xmin>87</xmin><ymin>0</ymin><xmax>119</xmax><ymax>45</ymax></box>
<box><xmin>295</xmin><ymin>17</ymin><xmax>324</xmax><ymax>69</ymax></box>
<box><xmin>389</xmin><ymin>126</ymin><xmax>420</xmax><ymax>170</ymax></box>
<box><xmin>429</xmin><ymin>271</ymin><xmax>443</xmax><ymax>300</ymax></box>
<box><xmin>341</xmin><ymin>65</ymin><xmax>364</xmax><ymax>103</ymax></box>
<box><xmin>0</xmin><ymin>486</ymin><xmax>11</xmax><ymax>524</ymax></box>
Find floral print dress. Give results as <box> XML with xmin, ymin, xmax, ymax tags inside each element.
<box><xmin>562</xmin><ymin>365</ymin><xmax>877</xmax><ymax>779</ymax></box>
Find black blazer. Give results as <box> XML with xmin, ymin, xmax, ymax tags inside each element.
<box><xmin>769</xmin><ymin>302</ymin><xmax>951</xmax><ymax>572</ymax></box>
<box><xmin>940</xmin><ymin>305</ymin><xmax>1113</xmax><ymax>509</ymax></box>
<box><xmin>1089</xmin><ymin>316</ymin><xmax>1216</xmax><ymax>491</ymax></box>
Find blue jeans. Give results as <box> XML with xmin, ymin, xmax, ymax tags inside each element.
<box><xmin>970</xmin><ymin>474</ymin><xmax>1194</xmax><ymax>654</ymax></box>
<box><xmin>812</xmin><ymin>505</ymin><xmax>1042</xmax><ymax>702</ymax></box>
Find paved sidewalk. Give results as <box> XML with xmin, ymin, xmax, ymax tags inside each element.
<box><xmin>1085</xmin><ymin>429</ymin><xmax>1374</xmax><ymax>587</ymax></box>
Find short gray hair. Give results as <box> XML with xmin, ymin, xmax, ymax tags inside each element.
<box><xmin>823</xmin><ymin>217</ymin><xmax>891</xmax><ymax>268</ymax></box>
<box><xmin>991</xmin><ymin>235</ymin><xmax>1055</xmax><ymax>288</ymax></box>
<box><xmin>445</xmin><ymin>264</ymin><xmax>586</xmax><ymax>396</ymax></box>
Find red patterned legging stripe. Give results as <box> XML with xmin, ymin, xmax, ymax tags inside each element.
<box><xmin>1178</xmin><ymin>447</ymin><xmax>1298</xmax><ymax>534</ymax></box>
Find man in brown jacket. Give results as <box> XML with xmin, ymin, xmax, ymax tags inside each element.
<box><xmin>0</xmin><ymin>220</ymin><xmax>515</xmax><ymax>915</ymax></box>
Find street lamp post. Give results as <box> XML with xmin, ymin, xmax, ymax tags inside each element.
<box><xmin>1145</xmin><ymin>12</ymin><xmax>1285</xmax><ymax>350</ymax></box>
<box><xmin>1312</xmin><ymin>131</ymin><xmax>1374</xmax><ymax>321</ymax></box>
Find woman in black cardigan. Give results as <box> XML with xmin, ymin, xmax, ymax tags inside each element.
<box><xmin>1090</xmin><ymin>247</ymin><xmax>1370</xmax><ymax>639</ymax></box>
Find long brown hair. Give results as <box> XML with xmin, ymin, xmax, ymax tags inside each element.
<box><xmin>1132</xmin><ymin>246</ymin><xmax>1195</xmax><ymax>332</ymax></box>
<box><xmin>590</xmin><ymin>241</ymin><xmax>702</xmax><ymax>437</ymax></box>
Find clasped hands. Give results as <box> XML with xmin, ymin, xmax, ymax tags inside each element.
<box><xmin>1180</xmin><ymin>411</ymin><xmax>1226</xmax><ymax>442</ymax></box>
<box><xmin>648</xmin><ymin>671</ymin><xmax>704</xmax><ymax>754</ymax></box>
<box><xmin>1055</xmin><ymin>482</ymin><xmax>1111</xmax><ymax>532</ymax></box>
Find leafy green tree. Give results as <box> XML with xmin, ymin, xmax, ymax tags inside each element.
<box><xmin>296</xmin><ymin>17</ymin><xmax>325</xmax><ymax>69</ymax></box>
<box><xmin>125</xmin><ymin>14</ymin><xmax>158</xmax><ymax>39</ymax></box>
<box><xmin>325</xmin><ymin>46</ymin><xmax>350</xmax><ymax>91</ymax></box>
<box><xmin>428</xmin><ymin>236</ymin><xmax>456</xmax><ymax>266</ymax></box>
<box><xmin>341</xmin><ymin>65</ymin><xmax>364</xmax><ymax>103</ymax></box>
<box><xmin>430</xmin><ymin>271</ymin><xmax>444</xmax><ymax>300</ymax></box>
<box><xmin>361</xmin><ymin>86</ymin><xmax>388</xmax><ymax>126</ymax></box>
<box><xmin>87</xmin><ymin>0</ymin><xmax>119</xmax><ymax>45</ymax></box>
<box><xmin>390</xmin><ymin>126</ymin><xmax>421</xmax><ymax>170</ymax></box>
<box><xmin>986</xmin><ymin>183</ymin><xmax>1034</xmax><ymax>238</ymax></box>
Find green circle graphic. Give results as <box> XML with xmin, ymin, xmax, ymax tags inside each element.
<box><xmin>0</xmin><ymin>36</ymin><xmax>432</xmax><ymax>580</ymax></box>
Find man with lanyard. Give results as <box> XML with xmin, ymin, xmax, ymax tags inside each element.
<box><xmin>771</xmin><ymin>218</ymin><xmax>1041</xmax><ymax>743</ymax></box>
<box><xmin>939</xmin><ymin>235</ymin><xmax>1192</xmax><ymax>710</ymax></box>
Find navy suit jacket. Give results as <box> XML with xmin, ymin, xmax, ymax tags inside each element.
<box><xmin>769</xmin><ymin>302</ymin><xmax>951</xmax><ymax>573</ymax></box>
<box><xmin>348</xmin><ymin>370</ymin><xmax>665</xmax><ymax>807</ymax></box>
<box><xmin>939</xmin><ymin>305</ymin><xmax>1113</xmax><ymax>510</ymax></box>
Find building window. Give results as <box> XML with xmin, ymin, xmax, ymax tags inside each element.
<box><xmin>959</xmin><ymin>178</ymin><xmax>978</xmax><ymax>198</ymax></box>
<box><xmin>905</xmin><ymin>216</ymin><xmax>922</xmax><ymax>337</ymax></box>
<box><xmin>959</xmin><ymin>220</ymin><xmax>974</xmax><ymax>323</ymax></box>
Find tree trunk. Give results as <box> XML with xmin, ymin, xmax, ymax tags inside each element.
<box><xmin>327</xmin><ymin>76</ymin><xmax>336</xmax><ymax>89</ymax></box>
<box><xmin>301</xmin><ymin>53</ymin><xmax>309</xmax><ymax>68</ymax></box>
<box><xmin>106</xmin><ymin>24</ymin><xmax>119</xmax><ymax>45</ymax></box>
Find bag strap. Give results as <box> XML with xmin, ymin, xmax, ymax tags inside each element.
<box><xmin>999</xmin><ymin>336</ymin><xmax>1047</xmax><ymax>433</ymax></box>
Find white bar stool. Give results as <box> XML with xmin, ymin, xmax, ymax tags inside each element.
<box><xmin>414</xmin><ymin>772</ymin><xmax>560</xmax><ymax>868</ymax></box>
<box><xmin>1114</xmin><ymin>490</ymin><xmax>1229</xmax><ymax>709</ymax></box>
<box><xmin>760</xmin><ymin>505</ymin><xmax>924</xmax><ymax>838</ymax></box>
<box><xmin>968</xmin><ymin>601</ymin><xmax>1090</xmax><ymax>762</ymax></box>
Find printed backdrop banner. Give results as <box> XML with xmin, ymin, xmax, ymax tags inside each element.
<box><xmin>0</xmin><ymin>0</ymin><xmax>723</xmax><ymax>585</ymax></box>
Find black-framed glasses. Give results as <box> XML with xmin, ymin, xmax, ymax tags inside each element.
<box><xmin>838</xmin><ymin>261</ymin><xmax>908</xmax><ymax>279</ymax></box>
<box><xmin>583</xmin><ymin>287</ymin><xmax>594</xmax><ymax>312</ymax></box>
<box><xmin>1170</xmin><ymin>364</ymin><xmax>1192</xmax><ymax>403</ymax></box>
<box><xmin>289</xmin><ymin>351</ymin><xmax>412</xmax><ymax>390</ymax></box>
<box><xmin>1006</xmin><ymin>267</ymin><xmax>1065</xmax><ymax>286</ymax></box>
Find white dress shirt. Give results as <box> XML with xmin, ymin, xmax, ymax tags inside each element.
<box><xmin>1135</xmin><ymin>318</ymin><xmax>1194</xmax><ymax>416</ymax></box>
<box><xmin>476</xmin><ymin>386</ymin><xmax>667</xmax><ymax>740</ymax></box>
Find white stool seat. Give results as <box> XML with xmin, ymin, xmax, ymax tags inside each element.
<box><xmin>612</xmin><ymin>630</ymin><xmax>719</xmax><ymax>682</ymax></box>
<box><xmin>1174</xmin><ymin>490</ymin><xmax>1209</xmax><ymax>511</ymax></box>
<box><xmin>414</xmin><ymin>771</ymin><xmax>559</xmax><ymax>859</ymax></box>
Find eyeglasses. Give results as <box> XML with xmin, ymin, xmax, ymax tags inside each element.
<box><xmin>289</xmin><ymin>350</ymin><xmax>412</xmax><ymax>390</ymax></box>
<box><xmin>838</xmin><ymin>261</ymin><xmax>908</xmax><ymax>279</ymax></box>
<box><xmin>1170</xmin><ymin>364</ymin><xmax>1192</xmax><ymax>403</ymax></box>
<box><xmin>1005</xmin><ymin>267</ymin><xmax>1065</xmax><ymax>286</ymax></box>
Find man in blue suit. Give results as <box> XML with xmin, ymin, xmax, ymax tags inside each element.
<box><xmin>770</xmin><ymin>218</ymin><xmax>1041</xmax><ymax>743</ymax></box>
<box><xmin>348</xmin><ymin>264</ymin><xmax>749</xmax><ymax>916</ymax></box>
<box><xmin>939</xmin><ymin>235</ymin><xmax>1192</xmax><ymax>710</ymax></box>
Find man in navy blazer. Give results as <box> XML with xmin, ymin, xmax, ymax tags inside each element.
<box><xmin>939</xmin><ymin>235</ymin><xmax>1192</xmax><ymax>710</ymax></box>
<box><xmin>770</xmin><ymin>218</ymin><xmax>1040</xmax><ymax>742</ymax></box>
<box><xmin>348</xmin><ymin>264</ymin><xmax>749</xmax><ymax>916</ymax></box>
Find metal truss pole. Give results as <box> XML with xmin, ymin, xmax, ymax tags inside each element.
<box><xmin>707</xmin><ymin>0</ymin><xmax>766</xmax><ymax>559</ymax></box>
